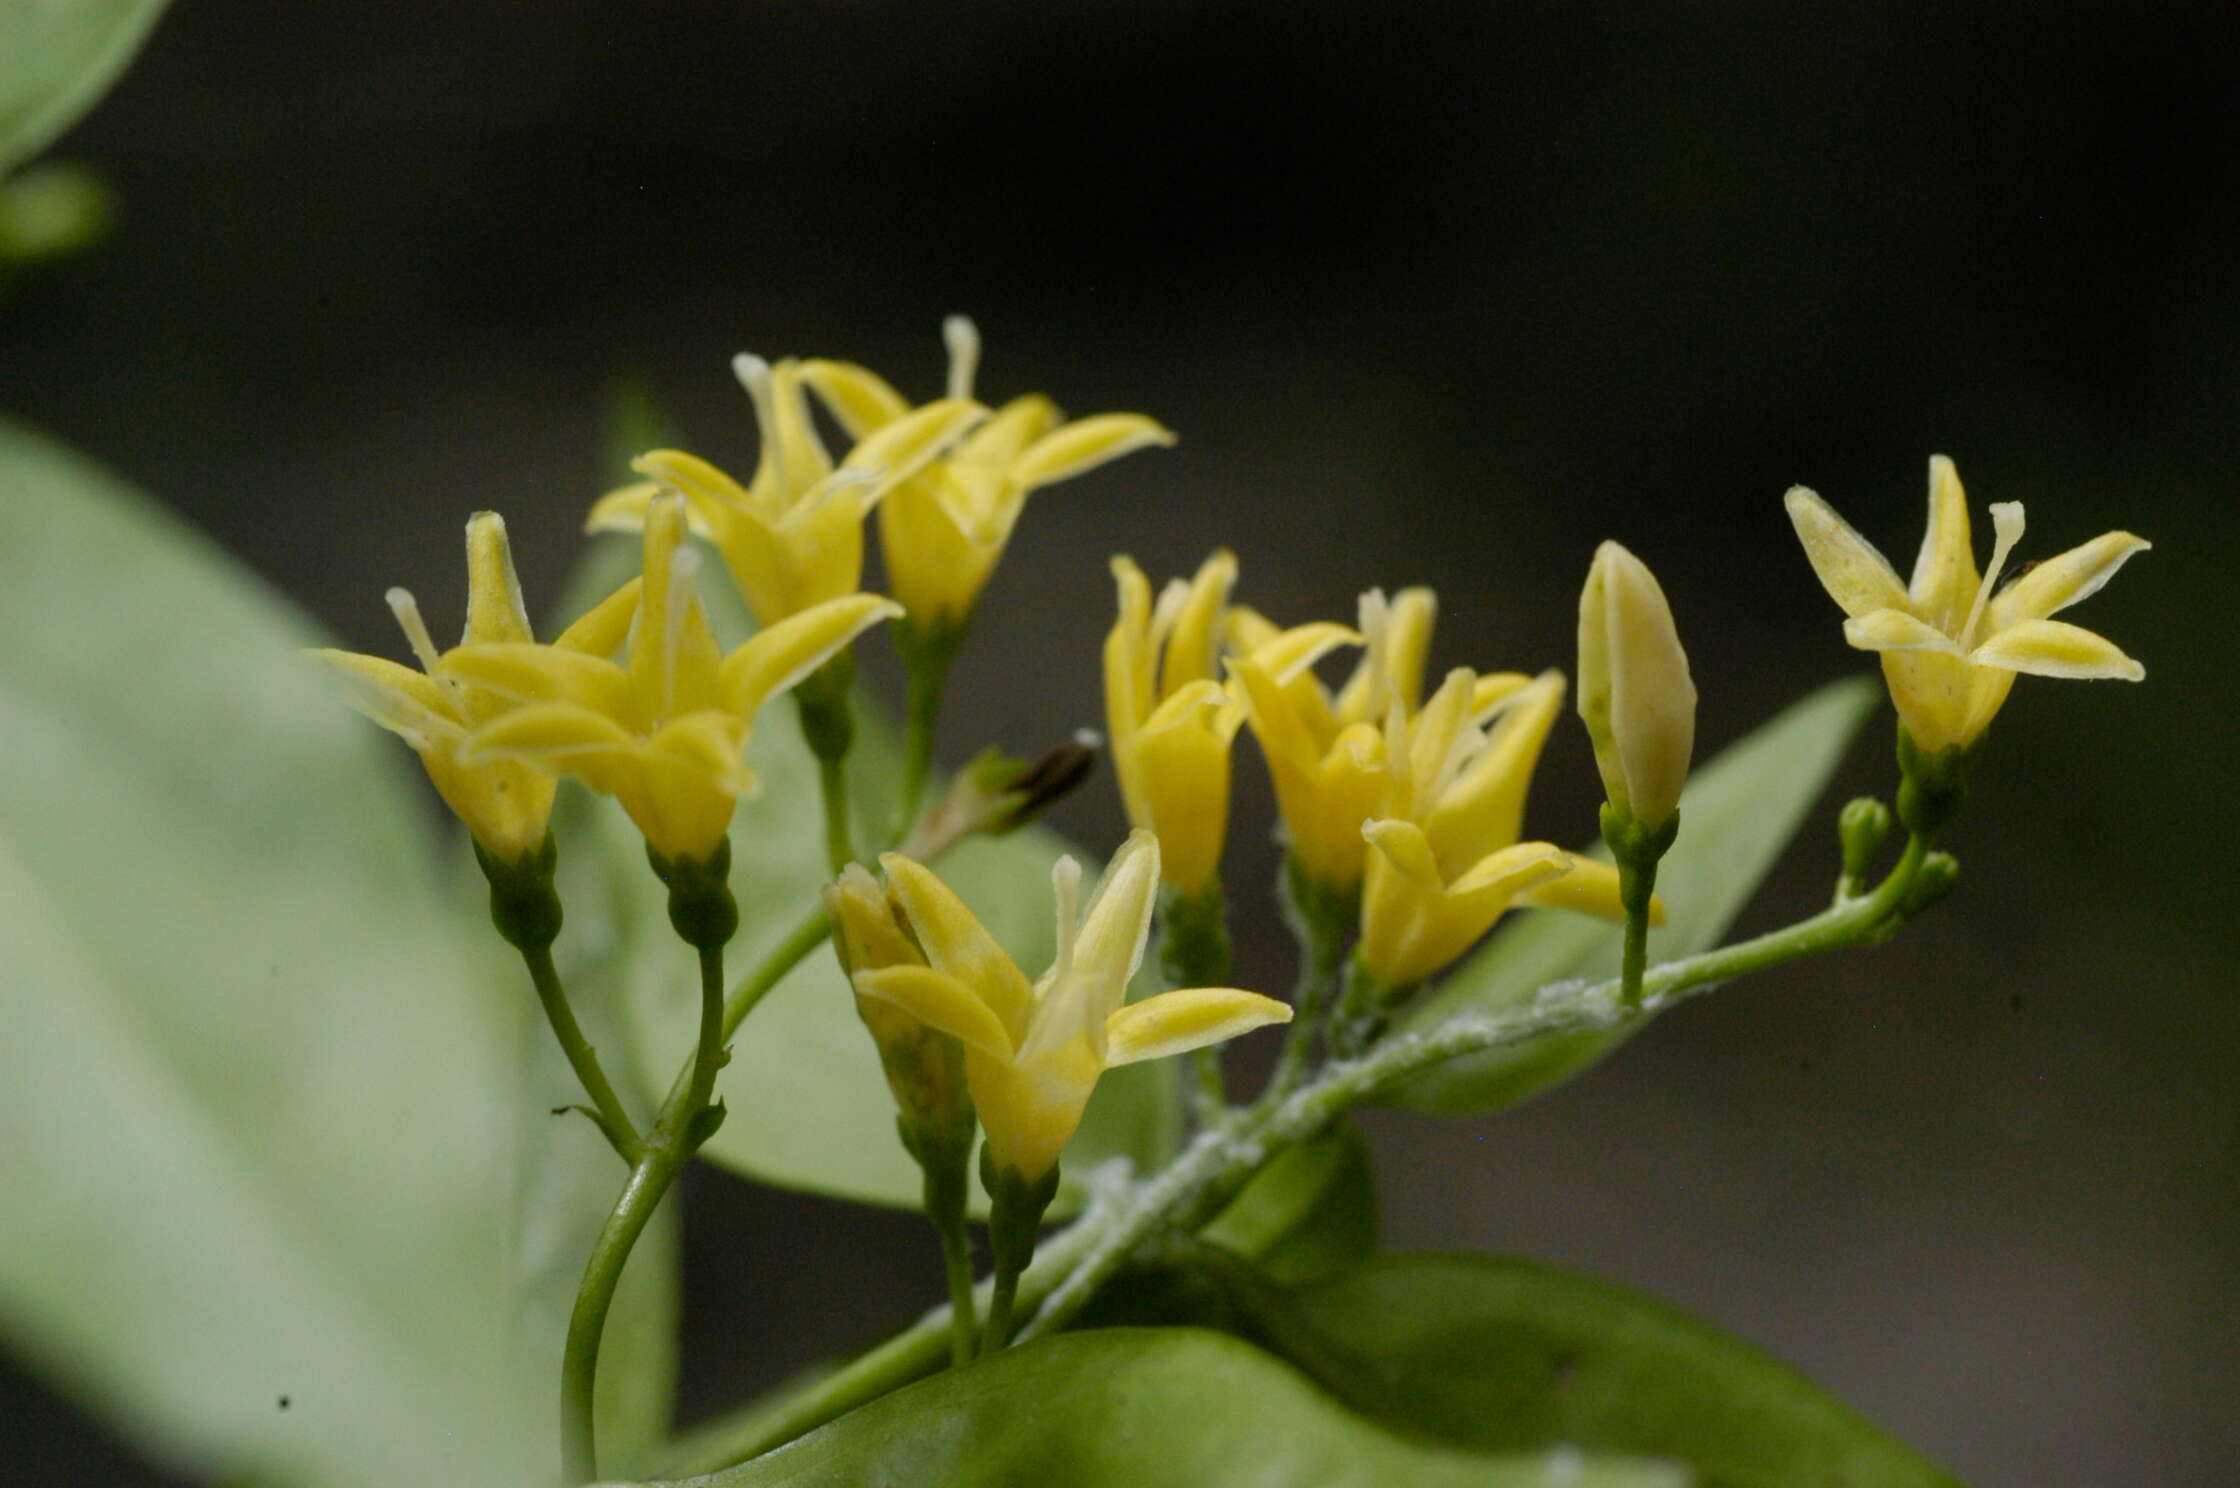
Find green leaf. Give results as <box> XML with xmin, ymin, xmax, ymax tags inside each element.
<box><xmin>1389</xmin><ymin>678</ymin><xmax>1879</xmax><ymax>1116</ymax></box>
<box><xmin>0</xmin><ymin>422</ymin><xmax>539</xmax><ymax>1482</ymax></box>
<box><xmin>649</xmin><ymin>1329</ymin><xmax>1687</xmax><ymax>1488</ymax></box>
<box><xmin>0</xmin><ymin>0</ymin><xmax>171</xmax><ymax>175</ymax></box>
<box><xmin>1287</xmin><ymin>1253</ymin><xmax>1965</xmax><ymax>1488</ymax></box>
<box><xmin>1201</xmin><ymin>1118</ymin><xmax>1378</xmax><ymax>1285</ymax></box>
<box><xmin>551</xmin><ymin>537</ymin><xmax>1175</xmax><ymax>1214</ymax></box>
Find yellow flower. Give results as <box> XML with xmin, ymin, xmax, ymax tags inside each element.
<box><xmin>1226</xmin><ymin>588</ymin><xmax>1439</xmax><ymax>893</ymax></box>
<box><xmin>1787</xmin><ymin>456</ymin><xmax>2149</xmax><ymax>754</ymax></box>
<box><xmin>801</xmin><ymin>316</ymin><xmax>1176</xmax><ymax>631</ymax></box>
<box><xmin>851</xmin><ymin>831</ymin><xmax>1290</xmax><ymax>1184</ymax></box>
<box><xmin>1103</xmin><ymin>550</ymin><xmax>1246</xmax><ymax>895</ymax></box>
<box><xmin>827</xmin><ymin>864</ymin><xmax>974</xmax><ymax>1150</ymax></box>
<box><xmin>1576</xmin><ymin>541</ymin><xmax>1696</xmax><ymax>832</ymax></box>
<box><xmin>587</xmin><ymin>354</ymin><xmax>982</xmax><ymax>626</ymax></box>
<box><xmin>310</xmin><ymin>511</ymin><xmax>639</xmax><ymax>865</ymax></box>
<box><xmin>1360</xmin><ymin>668</ymin><xmax>1644</xmax><ymax>987</ymax></box>
<box><xmin>443</xmin><ymin>494</ymin><xmax>900</xmax><ymax>865</ymax></box>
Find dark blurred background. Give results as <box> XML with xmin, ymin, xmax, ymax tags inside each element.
<box><xmin>4</xmin><ymin>2</ymin><xmax>2234</xmax><ymax>1484</ymax></box>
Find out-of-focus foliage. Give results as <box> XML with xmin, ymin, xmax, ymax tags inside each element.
<box><xmin>0</xmin><ymin>0</ymin><xmax>169</xmax><ymax>174</ymax></box>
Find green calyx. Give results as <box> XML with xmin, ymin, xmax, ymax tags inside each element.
<box><xmin>475</xmin><ymin>832</ymin><xmax>563</xmax><ymax>951</ymax></box>
<box><xmin>647</xmin><ymin>837</ymin><xmax>740</xmax><ymax>950</ymax></box>
<box><xmin>1599</xmin><ymin>801</ymin><xmax>1681</xmax><ymax>872</ymax></box>
<box><xmin>1894</xmin><ymin>724</ymin><xmax>1976</xmax><ymax>838</ymax></box>
<box><xmin>1160</xmin><ymin>881</ymin><xmax>1231</xmax><ymax>988</ymax></box>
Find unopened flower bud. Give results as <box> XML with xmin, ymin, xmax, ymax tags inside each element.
<box><xmin>1577</xmin><ymin>541</ymin><xmax>1697</xmax><ymax>833</ymax></box>
<box><xmin>1838</xmin><ymin>797</ymin><xmax>1893</xmax><ymax>883</ymax></box>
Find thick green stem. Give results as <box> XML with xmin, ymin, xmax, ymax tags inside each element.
<box><xmin>521</xmin><ymin>942</ymin><xmax>641</xmax><ymax>1162</ymax></box>
<box><xmin>796</xmin><ymin>657</ymin><xmax>860</xmax><ymax>874</ymax></box>
<box><xmin>564</xmin><ymin>862</ymin><xmax>734</xmax><ymax>1485</ymax></box>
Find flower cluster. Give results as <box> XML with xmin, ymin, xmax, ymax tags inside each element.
<box><xmin>317</xmin><ymin>316</ymin><xmax>2147</xmax><ymax>1462</ymax></box>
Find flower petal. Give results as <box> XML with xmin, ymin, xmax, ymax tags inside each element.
<box><xmin>1447</xmin><ymin>841</ymin><xmax>1570</xmax><ymax>899</ymax></box>
<box><xmin>552</xmin><ymin>577</ymin><xmax>642</xmax><ymax>657</ymax></box>
<box><xmin>1841</xmin><ymin>607</ymin><xmax>1964</xmax><ymax>656</ymax></box>
<box><xmin>586</xmin><ymin>479</ymin><xmax>719</xmax><ymax>539</ymax></box>
<box><xmin>1242</xmin><ymin>621</ymin><xmax>1360</xmax><ymax>685</ymax></box>
<box><xmin>307</xmin><ymin>649</ymin><xmax>460</xmax><ymax>749</ymax></box>
<box><xmin>1103</xmin><ymin>986</ymin><xmax>1292</xmax><ymax>1068</ymax></box>
<box><xmin>1011</xmin><ymin>413</ymin><xmax>1175</xmax><ymax>491</ymax></box>
<box><xmin>852</xmin><ymin>966</ymin><xmax>1017</xmax><ymax>1060</ymax></box>
<box><xmin>1785</xmin><ymin>487</ymin><xmax>1911</xmax><ymax>619</ymax></box>
<box><xmin>798</xmin><ymin>358</ymin><xmax>913</xmax><ymax>439</ymax></box>
<box><xmin>1513</xmin><ymin>856</ymin><xmax>1662</xmax><ymax>923</ymax></box>
<box><xmin>1988</xmin><ymin>530</ymin><xmax>2151</xmax><ymax>630</ymax></box>
<box><xmin>844</xmin><ymin>397</ymin><xmax>987</xmax><ymax>499</ymax></box>
<box><xmin>718</xmin><ymin>593</ymin><xmax>901</xmax><ymax>719</ymax></box>
<box><xmin>1025</xmin><ymin>831</ymin><xmax>1160</xmax><ymax>1064</ymax></box>
<box><xmin>1363</xmin><ymin>817</ymin><xmax>1443</xmax><ymax>887</ymax></box>
<box><xmin>462</xmin><ymin>512</ymin><xmax>534</xmax><ymax>646</ymax></box>
<box><xmin>442</xmin><ymin>642</ymin><xmax>632</xmax><ymax>715</ymax></box>
<box><xmin>958</xmin><ymin>394</ymin><xmax>1062</xmax><ymax>467</ymax></box>
<box><xmin>1908</xmin><ymin>455</ymin><xmax>1979</xmax><ymax>626</ymax></box>
<box><xmin>1970</xmin><ymin>619</ymin><xmax>2145</xmax><ymax>680</ymax></box>
<box><xmin>880</xmin><ymin>853</ymin><xmax>1036</xmax><ymax>1044</ymax></box>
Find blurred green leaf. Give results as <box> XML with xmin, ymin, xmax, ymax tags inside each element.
<box><xmin>1288</xmin><ymin>1253</ymin><xmax>1964</xmax><ymax>1488</ymax></box>
<box><xmin>1201</xmin><ymin>1119</ymin><xmax>1377</xmax><ymax>1286</ymax></box>
<box><xmin>0</xmin><ymin>422</ymin><xmax>539</xmax><ymax>1482</ymax></box>
<box><xmin>0</xmin><ymin>0</ymin><xmax>171</xmax><ymax>175</ymax></box>
<box><xmin>552</xmin><ymin>536</ymin><xmax>1176</xmax><ymax>1214</ymax></box>
<box><xmin>651</xmin><ymin>1328</ymin><xmax>1686</xmax><ymax>1488</ymax></box>
<box><xmin>1389</xmin><ymin>678</ymin><xmax>1878</xmax><ymax>1115</ymax></box>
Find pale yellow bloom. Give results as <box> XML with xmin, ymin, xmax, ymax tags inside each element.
<box><xmin>827</xmin><ymin>864</ymin><xmax>973</xmax><ymax>1147</ymax></box>
<box><xmin>1360</xmin><ymin>668</ymin><xmax>1645</xmax><ymax>987</ymax></box>
<box><xmin>1787</xmin><ymin>456</ymin><xmax>2148</xmax><ymax>754</ymax></box>
<box><xmin>801</xmin><ymin>316</ymin><xmax>1176</xmax><ymax>631</ymax></box>
<box><xmin>587</xmin><ymin>354</ymin><xmax>982</xmax><ymax>626</ymax></box>
<box><xmin>1576</xmin><ymin>541</ymin><xmax>1696</xmax><ymax>831</ymax></box>
<box><xmin>1226</xmin><ymin>587</ymin><xmax>1441</xmax><ymax>892</ymax></box>
<box><xmin>443</xmin><ymin>494</ymin><xmax>899</xmax><ymax>864</ymax></box>
<box><xmin>1103</xmin><ymin>550</ymin><xmax>1245</xmax><ymax>895</ymax></box>
<box><xmin>852</xmin><ymin>831</ymin><xmax>1290</xmax><ymax>1184</ymax></box>
<box><xmin>311</xmin><ymin>512</ymin><xmax>639</xmax><ymax>864</ymax></box>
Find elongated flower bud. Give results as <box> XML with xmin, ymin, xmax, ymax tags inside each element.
<box><xmin>1577</xmin><ymin>541</ymin><xmax>1696</xmax><ymax>833</ymax></box>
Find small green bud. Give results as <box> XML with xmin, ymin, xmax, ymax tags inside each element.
<box><xmin>1897</xmin><ymin>851</ymin><xmax>1960</xmax><ymax>921</ymax></box>
<box><xmin>1838</xmin><ymin>797</ymin><xmax>1893</xmax><ymax>882</ymax></box>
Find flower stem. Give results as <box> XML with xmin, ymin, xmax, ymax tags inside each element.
<box><xmin>896</xmin><ymin>647</ymin><xmax>950</xmax><ymax>844</ymax></box>
<box><xmin>1261</xmin><ymin>861</ymin><xmax>1355</xmax><ymax>1102</ymax></box>
<box><xmin>815</xmin><ymin>751</ymin><xmax>853</xmax><ymax>875</ymax></box>
<box><xmin>564</xmin><ymin>862</ymin><xmax>735</xmax><ymax>1485</ymax></box>
<box><xmin>520</xmin><ymin>942</ymin><xmax>641</xmax><ymax>1162</ymax></box>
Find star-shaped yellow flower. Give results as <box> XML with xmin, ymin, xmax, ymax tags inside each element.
<box><xmin>1787</xmin><ymin>456</ymin><xmax>2148</xmax><ymax>754</ymax></box>
<box><xmin>310</xmin><ymin>511</ymin><xmax>639</xmax><ymax>865</ymax></box>
<box><xmin>1103</xmin><ymin>550</ymin><xmax>1246</xmax><ymax>896</ymax></box>
<box><xmin>1360</xmin><ymin>667</ymin><xmax>1644</xmax><ymax>988</ymax></box>
<box><xmin>851</xmin><ymin>831</ymin><xmax>1290</xmax><ymax>1184</ymax></box>
<box><xmin>443</xmin><ymin>493</ymin><xmax>899</xmax><ymax>865</ymax></box>
<box><xmin>1225</xmin><ymin>588</ymin><xmax>1436</xmax><ymax>894</ymax></box>
<box><xmin>587</xmin><ymin>354</ymin><xmax>983</xmax><ymax>626</ymax></box>
<box><xmin>801</xmin><ymin>316</ymin><xmax>1176</xmax><ymax>632</ymax></box>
